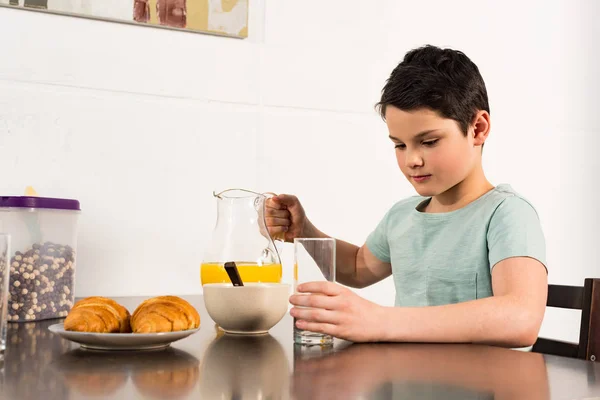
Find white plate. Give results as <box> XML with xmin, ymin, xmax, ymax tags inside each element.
<box><xmin>48</xmin><ymin>323</ymin><xmax>200</xmax><ymax>351</ymax></box>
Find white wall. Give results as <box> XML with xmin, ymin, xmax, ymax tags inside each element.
<box><xmin>0</xmin><ymin>0</ymin><xmax>598</xmax><ymax>342</ymax></box>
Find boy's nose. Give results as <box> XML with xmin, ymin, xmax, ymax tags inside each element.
<box><xmin>405</xmin><ymin>150</ymin><xmax>424</xmax><ymax>168</ymax></box>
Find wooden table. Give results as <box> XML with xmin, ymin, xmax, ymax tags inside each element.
<box><xmin>2</xmin><ymin>295</ymin><xmax>599</xmax><ymax>400</ymax></box>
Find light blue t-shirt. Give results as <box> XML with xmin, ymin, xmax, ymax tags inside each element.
<box><xmin>366</xmin><ymin>184</ymin><xmax>546</xmax><ymax>307</ymax></box>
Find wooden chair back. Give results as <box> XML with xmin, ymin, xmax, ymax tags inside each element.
<box><xmin>533</xmin><ymin>278</ymin><xmax>599</xmax><ymax>361</ymax></box>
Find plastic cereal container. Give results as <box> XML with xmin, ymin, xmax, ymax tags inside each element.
<box><xmin>0</xmin><ymin>196</ymin><xmax>81</xmax><ymax>322</ymax></box>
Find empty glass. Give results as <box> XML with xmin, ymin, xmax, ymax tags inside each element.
<box><xmin>293</xmin><ymin>238</ymin><xmax>336</xmax><ymax>346</ymax></box>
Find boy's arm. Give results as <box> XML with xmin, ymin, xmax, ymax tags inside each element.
<box><xmin>308</xmin><ymin>225</ymin><xmax>392</xmax><ymax>289</ymax></box>
<box><xmin>379</xmin><ymin>256</ymin><xmax>547</xmax><ymax>347</ymax></box>
<box><xmin>266</xmin><ymin>195</ymin><xmax>391</xmax><ymax>288</ymax></box>
<box><xmin>291</xmin><ymin>256</ymin><xmax>547</xmax><ymax>348</ymax></box>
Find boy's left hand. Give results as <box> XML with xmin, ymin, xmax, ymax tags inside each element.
<box><xmin>289</xmin><ymin>282</ymin><xmax>385</xmax><ymax>342</ymax></box>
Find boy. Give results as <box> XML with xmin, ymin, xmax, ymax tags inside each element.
<box><xmin>266</xmin><ymin>45</ymin><xmax>548</xmax><ymax>348</ymax></box>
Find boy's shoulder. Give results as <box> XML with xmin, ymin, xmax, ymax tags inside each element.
<box><xmin>484</xmin><ymin>184</ymin><xmax>540</xmax><ymax>216</ymax></box>
<box><xmin>487</xmin><ymin>183</ymin><xmax>529</xmax><ymax>201</ymax></box>
<box><xmin>385</xmin><ymin>184</ymin><xmax>539</xmax><ymax>217</ymax></box>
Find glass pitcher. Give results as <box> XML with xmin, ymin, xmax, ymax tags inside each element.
<box><xmin>201</xmin><ymin>189</ymin><xmax>283</xmax><ymax>285</ymax></box>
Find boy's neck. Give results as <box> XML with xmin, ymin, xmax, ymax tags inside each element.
<box><xmin>425</xmin><ymin>167</ymin><xmax>494</xmax><ymax>213</ymax></box>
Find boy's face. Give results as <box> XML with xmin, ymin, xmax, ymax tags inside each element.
<box><xmin>386</xmin><ymin>106</ymin><xmax>482</xmax><ymax>197</ymax></box>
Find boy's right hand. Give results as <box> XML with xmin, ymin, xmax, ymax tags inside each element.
<box><xmin>265</xmin><ymin>194</ymin><xmax>313</xmax><ymax>242</ymax></box>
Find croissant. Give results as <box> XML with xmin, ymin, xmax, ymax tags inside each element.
<box><xmin>131</xmin><ymin>296</ymin><xmax>200</xmax><ymax>333</ymax></box>
<box><xmin>64</xmin><ymin>296</ymin><xmax>131</xmax><ymax>333</ymax></box>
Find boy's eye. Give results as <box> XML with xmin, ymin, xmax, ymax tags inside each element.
<box><xmin>423</xmin><ymin>139</ymin><xmax>439</xmax><ymax>147</ymax></box>
<box><xmin>394</xmin><ymin>144</ymin><xmax>406</xmax><ymax>150</ymax></box>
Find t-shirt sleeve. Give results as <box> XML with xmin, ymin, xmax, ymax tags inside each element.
<box><xmin>365</xmin><ymin>209</ymin><xmax>392</xmax><ymax>263</ymax></box>
<box><xmin>487</xmin><ymin>196</ymin><xmax>547</xmax><ymax>270</ymax></box>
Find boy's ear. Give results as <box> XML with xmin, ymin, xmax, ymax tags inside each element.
<box><xmin>472</xmin><ymin>111</ymin><xmax>491</xmax><ymax>146</ymax></box>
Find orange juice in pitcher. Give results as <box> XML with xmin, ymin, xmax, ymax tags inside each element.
<box><xmin>201</xmin><ymin>262</ymin><xmax>282</xmax><ymax>285</ymax></box>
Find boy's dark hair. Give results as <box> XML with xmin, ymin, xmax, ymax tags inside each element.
<box><xmin>376</xmin><ymin>45</ymin><xmax>489</xmax><ymax>135</ymax></box>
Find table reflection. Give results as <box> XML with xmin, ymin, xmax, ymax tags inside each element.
<box><xmin>4</xmin><ymin>321</ymin><xmax>73</xmax><ymax>400</ymax></box>
<box><xmin>53</xmin><ymin>347</ymin><xmax>199</xmax><ymax>399</ymax></box>
<box><xmin>131</xmin><ymin>349</ymin><xmax>199</xmax><ymax>399</ymax></box>
<box><xmin>292</xmin><ymin>343</ymin><xmax>550</xmax><ymax>400</ymax></box>
<box><xmin>200</xmin><ymin>333</ymin><xmax>290</xmax><ymax>399</ymax></box>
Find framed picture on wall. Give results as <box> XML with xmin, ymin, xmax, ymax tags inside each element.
<box><xmin>0</xmin><ymin>0</ymin><xmax>249</xmax><ymax>38</ymax></box>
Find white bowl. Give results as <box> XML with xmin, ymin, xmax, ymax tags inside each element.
<box><xmin>203</xmin><ymin>283</ymin><xmax>290</xmax><ymax>335</ymax></box>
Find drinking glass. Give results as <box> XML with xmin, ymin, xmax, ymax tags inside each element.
<box><xmin>293</xmin><ymin>238</ymin><xmax>335</xmax><ymax>346</ymax></box>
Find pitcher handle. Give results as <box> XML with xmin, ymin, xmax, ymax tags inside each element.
<box><xmin>261</xmin><ymin>192</ymin><xmax>286</xmax><ymax>243</ymax></box>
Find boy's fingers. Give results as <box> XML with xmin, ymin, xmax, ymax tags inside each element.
<box><xmin>273</xmin><ymin>194</ymin><xmax>298</xmax><ymax>207</ymax></box>
<box><xmin>296</xmin><ymin>282</ymin><xmax>342</xmax><ymax>296</ymax></box>
<box><xmin>265</xmin><ymin>208</ymin><xmax>291</xmax><ymax>219</ymax></box>
<box><xmin>266</xmin><ymin>217</ymin><xmax>291</xmax><ymax>227</ymax></box>
<box><xmin>268</xmin><ymin>226</ymin><xmax>288</xmax><ymax>235</ymax></box>
<box><xmin>290</xmin><ymin>294</ymin><xmax>337</xmax><ymax>310</ymax></box>
<box><xmin>290</xmin><ymin>307</ymin><xmax>339</xmax><ymax>324</ymax></box>
<box><xmin>266</xmin><ymin>197</ymin><xmax>285</xmax><ymax>210</ymax></box>
<box><xmin>295</xmin><ymin>321</ymin><xmax>338</xmax><ymax>337</ymax></box>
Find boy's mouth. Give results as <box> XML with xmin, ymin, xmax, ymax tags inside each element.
<box><xmin>411</xmin><ymin>175</ymin><xmax>432</xmax><ymax>183</ymax></box>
